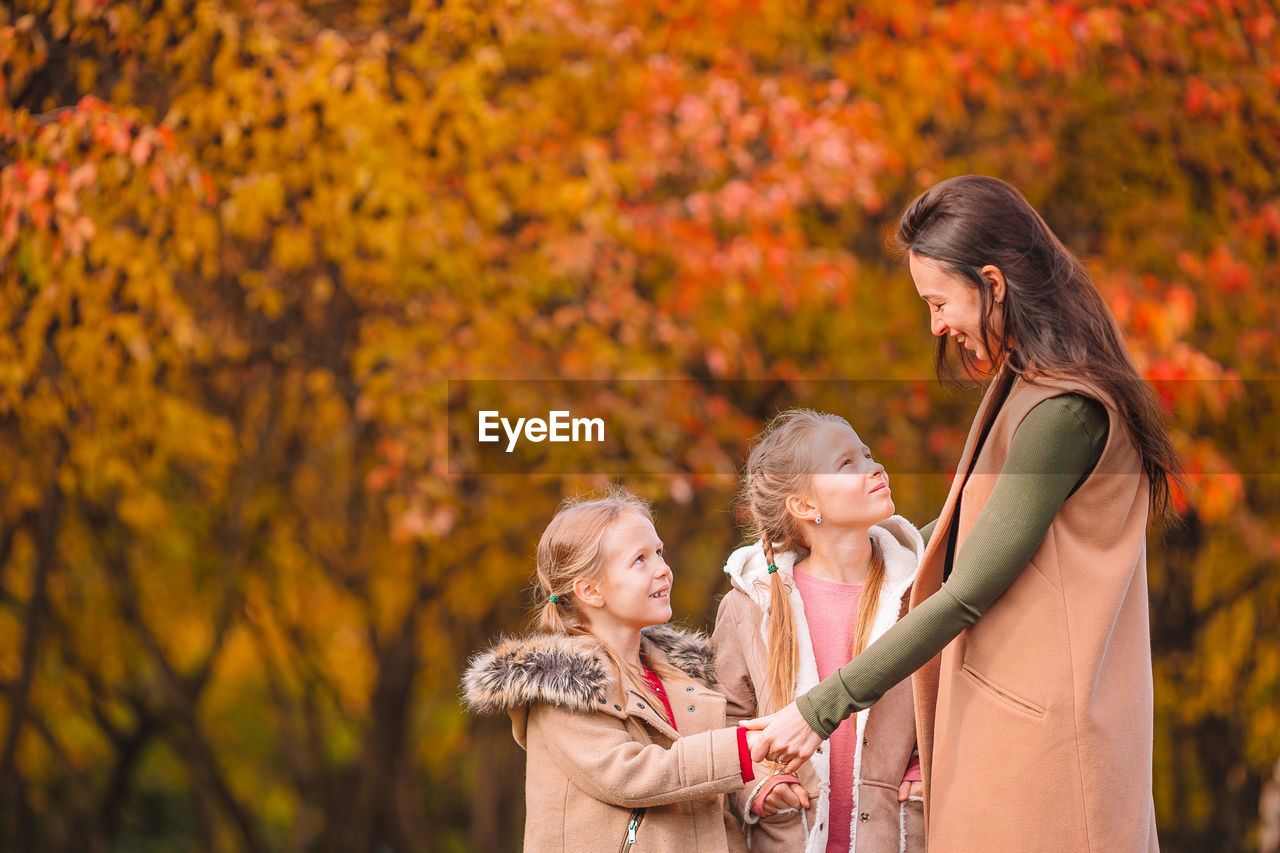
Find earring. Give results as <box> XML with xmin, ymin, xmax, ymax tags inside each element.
<box><xmin>815</xmin><ymin>514</ymin><xmax>822</xmax><ymax>525</ymax></box>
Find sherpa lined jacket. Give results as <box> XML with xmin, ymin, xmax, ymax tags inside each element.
<box><xmin>462</xmin><ymin>625</ymin><xmax>750</xmax><ymax>853</ymax></box>
<box><xmin>714</xmin><ymin>516</ymin><xmax>926</xmax><ymax>853</ymax></box>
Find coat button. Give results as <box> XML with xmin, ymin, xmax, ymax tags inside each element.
<box><xmin>637</xmin><ymin>702</ymin><xmax>646</xmax><ymax>709</ymax></box>
<box><xmin>598</xmin><ymin>697</ymin><xmax>607</xmax><ymax>704</ymax></box>
<box><xmin>613</xmin><ymin>704</ymin><xmax>621</xmax><ymax>711</ymax></box>
<box><xmin>860</xmin><ymin>812</ymin><xmax>870</xmax><ymax>822</ymax></box>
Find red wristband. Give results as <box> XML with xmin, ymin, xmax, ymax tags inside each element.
<box><xmin>736</xmin><ymin>726</ymin><xmax>755</xmax><ymax>783</ymax></box>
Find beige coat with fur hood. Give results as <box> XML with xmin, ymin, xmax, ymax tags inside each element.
<box><xmin>714</xmin><ymin>516</ymin><xmax>926</xmax><ymax>853</ymax></box>
<box><xmin>463</xmin><ymin>625</ymin><xmax>750</xmax><ymax>853</ymax></box>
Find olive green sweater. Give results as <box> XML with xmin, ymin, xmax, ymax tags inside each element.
<box><xmin>797</xmin><ymin>393</ymin><xmax>1109</xmax><ymax>738</ymax></box>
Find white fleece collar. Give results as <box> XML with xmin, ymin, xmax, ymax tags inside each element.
<box><xmin>723</xmin><ymin>515</ymin><xmax>923</xmax><ymax>618</ymax></box>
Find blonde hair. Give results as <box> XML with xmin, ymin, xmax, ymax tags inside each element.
<box><xmin>739</xmin><ymin>409</ymin><xmax>888</xmax><ymax>713</ymax></box>
<box><xmin>534</xmin><ymin>487</ymin><xmax>675</xmax><ymax>704</ymax></box>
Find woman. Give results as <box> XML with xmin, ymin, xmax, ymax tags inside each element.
<box><xmin>741</xmin><ymin>175</ymin><xmax>1177</xmax><ymax>852</ymax></box>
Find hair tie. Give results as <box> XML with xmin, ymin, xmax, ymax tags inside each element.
<box><xmin>767</xmin><ymin>564</ymin><xmax>779</xmax><ymax>574</ymax></box>
<box><xmin>549</xmin><ymin>594</ymin><xmax>562</xmax><ymax>604</ymax></box>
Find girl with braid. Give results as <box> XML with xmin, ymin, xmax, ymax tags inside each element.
<box><xmin>713</xmin><ymin>409</ymin><xmax>925</xmax><ymax>852</ymax></box>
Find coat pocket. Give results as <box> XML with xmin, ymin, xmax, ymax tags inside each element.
<box><xmin>900</xmin><ymin>796</ymin><xmax>926</xmax><ymax>853</ymax></box>
<box><xmin>960</xmin><ymin>663</ymin><xmax>1047</xmax><ymax>720</ymax></box>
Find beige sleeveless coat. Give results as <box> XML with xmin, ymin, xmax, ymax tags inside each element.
<box><xmin>910</xmin><ymin>373</ymin><xmax>1160</xmax><ymax>852</ymax></box>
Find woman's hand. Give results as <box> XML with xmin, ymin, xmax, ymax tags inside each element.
<box><xmin>739</xmin><ymin>702</ymin><xmax>824</xmax><ymax>775</ymax></box>
<box><xmin>898</xmin><ymin>779</ymin><xmax>923</xmax><ymax>802</ymax></box>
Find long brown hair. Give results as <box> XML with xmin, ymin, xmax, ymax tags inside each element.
<box><xmin>738</xmin><ymin>409</ymin><xmax>889</xmax><ymax>713</ymax></box>
<box><xmin>533</xmin><ymin>488</ymin><xmax>675</xmax><ymax>704</ymax></box>
<box><xmin>894</xmin><ymin>175</ymin><xmax>1182</xmax><ymax>515</ymax></box>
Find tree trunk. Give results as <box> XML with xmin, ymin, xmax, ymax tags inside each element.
<box><xmin>468</xmin><ymin>714</ymin><xmax>525</xmax><ymax>853</ymax></box>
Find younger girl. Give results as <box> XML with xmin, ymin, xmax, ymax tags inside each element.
<box><xmin>463</xmin><ymin>489</ymin><xmax>793</xmax><ymax>852</ymax></box>
<box><xmin>713</xmin><ymin>410</ymin><xmax>925</xmax><ymax>852</ymax></box>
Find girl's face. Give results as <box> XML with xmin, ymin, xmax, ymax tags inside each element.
<box><xmin>591</xmin><ymin>512</ymin><xmax>673</xmax><ymax>632</ymax></box>
<box><xmin>803</xmin><ymin>423</ymin><xmax>895</xmax><ymax>528</ymax></box>
<box><xmin>909</xmin><ymin>252</ymin><xmax>1002</xmax><ymax>362</ymax></box>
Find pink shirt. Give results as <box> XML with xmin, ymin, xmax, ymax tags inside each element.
<box><xmin>793</xmin><ymin>569</ymin><xmax>921</xmax><ymax>849</ymax></box>
<box><xmin>794</xmin><ymin>568</ymin><xmax>864</xmax><ymax>852</ymax></box>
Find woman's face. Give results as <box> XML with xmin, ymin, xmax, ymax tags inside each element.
<box><xmin>908</xmin><ymin>252</ymin><xmax>1002</xmax><ymax>362</ymax></box>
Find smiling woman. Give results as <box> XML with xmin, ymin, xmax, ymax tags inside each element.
<box><xmin>740</xmin><ymin>176</ymin><xmax>1181</xmax><ymax>852</ymax></box>
<box><xmin>908</xmin><ymin>253</ymin><xmax>1005</xmax><ymax>364</ymax></box>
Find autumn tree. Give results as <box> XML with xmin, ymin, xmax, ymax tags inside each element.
<box><xmin>2</xmin><ymin>1</ymin><xmax>1276</xmax><ymax>850</ymax></box>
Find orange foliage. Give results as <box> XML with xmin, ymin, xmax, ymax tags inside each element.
<box><xmin>2</xmin><ymin>0</ymin><xmax>1278</xmax><ymax>850</ymax></box>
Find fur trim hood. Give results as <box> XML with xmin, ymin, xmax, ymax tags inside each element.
<box><xmin>462</xmin><ymin>624</ymin><xmax>714</xmax><ymax>716</ymax></box>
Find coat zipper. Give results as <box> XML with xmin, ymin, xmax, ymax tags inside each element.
<box><xmin>618</xmin><ymin>807</ymin><xmax>645</xmax><ymax>852</ymax></box>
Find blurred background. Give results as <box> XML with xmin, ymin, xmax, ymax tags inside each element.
<box><xmin>2</xmin><ymin>1</ymin><xmax>1278</xmax><ymax>850</ymax></box>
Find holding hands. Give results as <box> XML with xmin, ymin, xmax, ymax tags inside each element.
<box><xmin>740</xmin><ymin>702</ymin><xmax>824</xmax><ymax>776</ymax></box>
<box><xmin>755</xmin><ymin>778</ymin><xmax>812</xmax><ymax>817</ymax></box>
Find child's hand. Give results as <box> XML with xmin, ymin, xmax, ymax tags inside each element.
<box><xmin>897</xmin><ymin>780</ymin><xmax>923</xmax><ymax>802</ymax></box>
<box><xmin>758</xmin><ymin>781</ymin><xmax>811</xmax><ymax>816</ymax></box>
